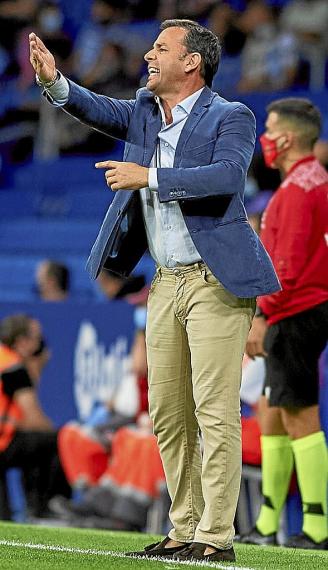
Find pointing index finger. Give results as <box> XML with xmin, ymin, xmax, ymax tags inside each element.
<box><xmin>95</xmin><ymin>160</ymin><xmax>119</xmax><ymax>169</ymax></box>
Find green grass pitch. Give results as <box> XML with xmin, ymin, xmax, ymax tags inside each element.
<box><xmin>0</xmin><ymin>522</ymin><xmax>327</xmax><ymax>569</ymax></box>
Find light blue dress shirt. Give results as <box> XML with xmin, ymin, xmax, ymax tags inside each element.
<box><xmin>142</xmin><ymin>89</ymin><xmax>203</xmax><ymax>267</ymax></box>
<box><xmin>43</xmin><ymin>75</ymin><xmax>203</xmax><ymax>267</ymax></box>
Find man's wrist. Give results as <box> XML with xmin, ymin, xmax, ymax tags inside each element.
<box><xmin>36</xmin><ymin>70</ymin><xmax>59</xmax><ymax>88</ymax></box>
<box><xmin>37</xmin><ymin>71</ymin><xmax>70</xmax><ymax>106</ymax></box>
<box><xmin>254</xmin><ymin>306</ymin><xmax>267</xmax><ymax>319</ymax></box>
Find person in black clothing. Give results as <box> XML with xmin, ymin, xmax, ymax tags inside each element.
<box><xmin>0</xmin><ymin>314</ymin><xmax>70</xmax><ymax>519</ymax></box>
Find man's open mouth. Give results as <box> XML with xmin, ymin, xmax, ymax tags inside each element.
<box><xmin>148</xmin><ymin>67</ymin><xmax>160</xmax><ymax>76</ymax></box>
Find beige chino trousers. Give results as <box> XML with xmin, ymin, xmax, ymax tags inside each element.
<box><xmin>146</xmin><ymin>262</ymin><xmax>255</xmax><ymax>548</ymax></box>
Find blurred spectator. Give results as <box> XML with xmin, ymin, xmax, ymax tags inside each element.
<box><xmin>208</xmin><ymin>2</ymin><xmax>247</xmax><ymax>95</ymax></box>
<box><xmin>56</xmin><ymin>293</ymin><xmax>149</xmax><ymax>497</ymax></box>
<box><xmin>0</xmin><ymin>0</ymin><xmax>38</xmax><ymax>74</ymax></box>
<box><xmin>35</xmin><ymin>1</ymin><xmax>72</xmax><ymax>71</ymax></box>
<box><xmin>237</xmin><ymin>0</ymin><xmax>299</xmax><ymax>93</ymax></box>
<box><xmin>0</xmin><ymin>314</ymin><xmax>70</xmax><ymax>518</ymax></box>
<box><xmin>35</xmin><ymin>260</ymin><xmax>70</xmax><ymax>301</ymax></box>
<box><xmin>126</xmin><ymin>0</ymin><xmax>160</xmax><ymax>19</ymax></box>
<box><xmin>72</xmin><ymin>0</ymin><xmax>125</xmax><ymax>82</ymax></box>
<box><xmin>17</xmin><ymin>1</ymin><xmax>73</xmax><ymax>92</ymax></box>
<box><xmin>96</xmin><ymin>268</ymin><xmax>145</xmax><ymax>300</ymax></box>
<box><xmin>81</xmin><ymin>39</ymin><xmax>141</xmax><ymax>99</ymax></box>
<box><xmin>280</xmin><ymin>0</ymin><xmax>328</xmax><ymax>89</ymax></box>
<box><xmin>0</xmin><ymin>0</ymin><xmax>40</xmax><ymax>164</ymax></box>
<box><xmin>51</xmin><ymin>414</ymin><xmax>165</xmax><ymax>531</ymax></box>
<box><xmin>157</xmin><ymin>0</ymin><xmax>179</xmax><ymax>21</ymax></box>
<box><xmin>177</xmin><ymin>0</ymin><xmax>217</xmax><ymax>20</ymax></box>
<box><xmin>208</xmin><ymin>2</ymin><xmax>247</xmax><ymax>57</ymax></box>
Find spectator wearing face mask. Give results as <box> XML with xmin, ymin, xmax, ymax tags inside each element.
<box><xmin>237</xmin><ymin>0</ymin><xmax>299</xmax><ymax>93</ymax></box>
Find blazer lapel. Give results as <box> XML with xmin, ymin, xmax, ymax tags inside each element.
<box><xmin>143</xmin><ymin>104</ymin><xmax>162</xmax><ymax>166</ymax></box>
<box><xmin>174</xmin><ymin>86</ymin><xmax>215</xmax><ymax>166</ymax></box>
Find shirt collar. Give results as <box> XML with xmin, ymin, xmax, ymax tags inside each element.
<box><xmin>155</xmin><ymin>87</ymin><xmax>205</xmax><ymax>124</ymax></box>
<box><xmin>285</xmin><ymin>154</ymin><xmax>316</xmax><ymax>177</ymax></box>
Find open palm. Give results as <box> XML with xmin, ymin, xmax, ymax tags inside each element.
<box><xmin>29</xmin><ymin>33</ymin><xmax>56</xmax><ymax>83</ymax></box>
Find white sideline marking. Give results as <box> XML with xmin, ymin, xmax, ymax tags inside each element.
<box><xmin>0</xmin><ymin>539</ymin><xmax>254</xmax><ymax>570</ymax></box>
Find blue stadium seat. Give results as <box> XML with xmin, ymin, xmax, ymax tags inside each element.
<box><xmin>0</xmin><ymin>251</ymin><xmax>155</xmax><ymax>302</ymax></box>
<box><xmin>0</xmin><ymin>253</ymin><xmax>97</xmax><ymax>300</ymax></box>
<box><xmin>0</xmin><ymin>219</ymin><xmax>99</xmax><ymax>254</ymax></box>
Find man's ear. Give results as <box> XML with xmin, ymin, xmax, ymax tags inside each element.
<box><xmin>185</xmin><ymin>52</ymin><xmax>202</xmax><ymax>74</ymax></box>
<box><xmin>277</xmin><ymin>132</ymin><xmax>293</xmax><ymax>151</ymax></box>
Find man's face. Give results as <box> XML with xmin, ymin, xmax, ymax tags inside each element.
<box><xmin>262</xmin><ymin>111</ymin><xmax>291</xmax><ymax>169</ymax></box>
<box><xmin>36</xmin><ymin>262</ymin><xmax>51</xmax><ymax>298</ymax></box>
<box><xmin>144</xmin><ymin>27</ymin><xmax>190</xmax><ymax>97</ymax></box>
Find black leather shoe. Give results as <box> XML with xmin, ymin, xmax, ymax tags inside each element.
<box><xmin>173</xmin><ymin>542</ymin><xmax>235</xmax><ymax>562</ymax></box>
<box><xmin>237</xmin><ymin>527</ymin><xmax>278</xmax><ymax>546</ymax></box>
<box><xmin>125</xmin><ymin>536</ymin><xmax>189</xmax><ymax>558</ymax></box>
<box><xmin>285</xmin><ymin>532</ymin><xmax>328</xmax><ymax>550</ymax></box>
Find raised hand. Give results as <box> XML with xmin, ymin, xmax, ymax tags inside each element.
<box><xmin>29</xmin><ymin>32</ymin><xmax>56</xmax><ymax>83</ymax></box>
<box><xmin>95</xmin><ymin>160</ymin><xmax>149</xmax><ymax>191</ymax></box>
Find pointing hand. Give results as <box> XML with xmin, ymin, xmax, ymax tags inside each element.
<box><xmin>95</xmin><ymin>160</ymin><xmax>149</xmax><ymax>191</ymax></box>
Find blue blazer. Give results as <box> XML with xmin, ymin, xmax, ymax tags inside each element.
<box><xmin>62</xmin><ymin>81</ymin><xmax>280</xmax><ymax>298</ymax></box>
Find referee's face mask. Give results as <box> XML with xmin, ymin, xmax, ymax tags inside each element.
<box><xmin>260</xmin><ymin>133</ymin><xmax>289</xmax><ymax>169</ymax></box>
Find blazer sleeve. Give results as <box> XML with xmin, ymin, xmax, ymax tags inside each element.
<box><xmin>156</xmin><ymin>104</ymin><xmax>256</xmax><ymax>201</ymax></box>
<box><xmin>61</xmin><ymin>80</ymin><xmax>136</xmax><ymax>141</ymax></box>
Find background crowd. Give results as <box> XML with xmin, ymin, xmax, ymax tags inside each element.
<box><xmin>0</xmin><ymin>0</ymin><xmax>327</xmax><ymax>543</ymax></box>
<box><xmin>1</xmin><ymin>0</ymin><xmax>328</xmax><ymax>172</ymax></box>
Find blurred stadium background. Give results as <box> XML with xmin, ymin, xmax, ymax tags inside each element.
<box><xmin>0</xmin><ymin>0</ymin><xmax>327</xmax><ymax>534</ymax></box>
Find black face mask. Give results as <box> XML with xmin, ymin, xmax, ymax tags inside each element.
<box><xmin>32</xmin><ymin>337</ymin><xmax>47</xmax><ymax>357</ymax></box>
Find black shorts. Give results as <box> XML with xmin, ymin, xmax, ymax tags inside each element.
<box><xmin>264</xmin><ymin>301</ymin><xmax>328</xmax><ymax>408</ymax></box>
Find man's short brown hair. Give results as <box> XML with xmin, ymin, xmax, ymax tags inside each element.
<box><xmin>160</xmin><ymin>19</ymin><xmax>221</xmax><ymax>87</ymax></box>
<box><xmin>266</xmin><ymin>98</ymin><xmax>321</xmax><ymax>150</ymax></box>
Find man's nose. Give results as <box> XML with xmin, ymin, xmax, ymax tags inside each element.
<box><xmin>144</xmin><ymin>49</ymin><xmax>155</xmax><ymax>62</ymax></box>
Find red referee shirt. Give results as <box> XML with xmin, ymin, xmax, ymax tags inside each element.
<box><xmin>258</xmin><ymin>155</ymin><xmax>328</xmax><ymax>325</ymax></box>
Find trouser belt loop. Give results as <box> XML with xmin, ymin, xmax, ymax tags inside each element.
<box><xmin>199</xmin><ymin>261</ymin><xmax>206</xmax><ymax>278</ymax></box>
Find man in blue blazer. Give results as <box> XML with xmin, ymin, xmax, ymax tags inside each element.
<box><xmin>30</xmin><ymin>19</ymin><xmax>280</xmax><ymax>563</ymax></box>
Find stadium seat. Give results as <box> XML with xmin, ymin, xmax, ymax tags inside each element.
<box><xmin>0</xmin><ymin>219</ymin><xmax>99</xmax><ymax>254</ymax></box>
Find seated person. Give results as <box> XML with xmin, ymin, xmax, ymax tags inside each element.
<box><xmin>0</xmin><ymin>313</ymin><xmax>70</xmax><ymax>517</ymax></box>
<box><xmin>96</xmin><ymin>268</ymin><xmax>145</xmax><ymax>300</ymax></box>
<box><xmin>35</xmin><ymin>259</ymin><xmax>70</xmax><ymax>301</ymax></box>
<box><xmin>57</xmin><ymin>304</ymin><xmax>148</xmax><ymax>489</ymax></box>
<box><xmin>50</xmin><ymin>413</ymin><xmax>165</xmax><ymax>531</ymax></box>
